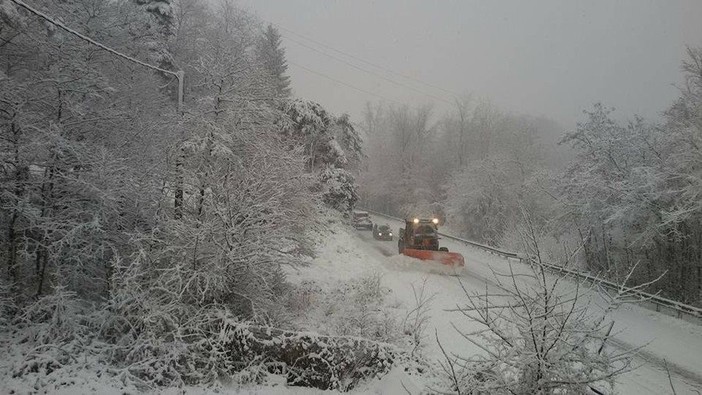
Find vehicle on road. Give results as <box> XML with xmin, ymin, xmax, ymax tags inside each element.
<box><xmin>398</xmin><ymin>217</ymin><xmax>464</xmax><ymax>266</ymax></box>
<box><xmin>352</xmin><ymin>210</ymin><xmax>373</xmax><ymax>230</ymax></box>
<box><xmin>373</xmin><ymin>224</ymin><xmax>393</xmax><ymax>240</ymax></box>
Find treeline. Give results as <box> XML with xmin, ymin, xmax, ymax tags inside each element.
<box><xmin>360</xmin><ymin>48</ymin><xmax>702</xmax><ymax>306</ymax></box>
<box><xmin>359</xmin><ymin>98</ymin><xmax>561</xmax><ymax>241</ymax></box>
<box><xmin>0</xmin><ymin>0</ymin><xmax>363</xmax><ymax>389</ymax></box>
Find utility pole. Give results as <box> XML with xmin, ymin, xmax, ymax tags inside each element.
<box><xmin>177</xmin><ymin>70</ymin><xmax>185</xmax><ymax>114</ymax></box>
<box><xmin>174</xmin><ymin>70</ymin><xmax>185</xmax><ymax>219</ymax></box>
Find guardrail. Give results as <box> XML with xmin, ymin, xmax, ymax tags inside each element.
<box><xmin>362</xmin><ymin>208</ymin><xmax>702</xmax><ymax>324</ymax></box>
<box><xmin>541</xmin><ymin>261</ymin><xmax>702</xmax><ymax>323</ymax></box>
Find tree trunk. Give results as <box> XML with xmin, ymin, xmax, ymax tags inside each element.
<box><xmin>174</xmin><ymin>148</ymin><xmax>184</xmax><ymax>219</ymax></box>
<box><xmin>6</xmin><ymin>210</ymin><xmax>18</xmax><ymax>283</ymax></box>
<box><xmin>5</xmin><ymin>117</ymin><xmax>22</xmax><ymax>286</ymax></box>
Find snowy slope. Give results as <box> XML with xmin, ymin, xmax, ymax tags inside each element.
<box><xmin>3</xmin><ymin>217</ymin><xmax>700</xmax><ymax>394</ymax></box>
<box><xmin>367</xmin><ymin>214</ymin><xmax>702</xmax><ymax>394</ymax></box>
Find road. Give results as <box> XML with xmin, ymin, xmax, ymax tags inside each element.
<box><xmin>356</xmin><ymin>214</ymin><xmax>702</xmax><ymax>394</ymax></box>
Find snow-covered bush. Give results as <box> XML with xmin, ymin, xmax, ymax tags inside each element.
<box><xmin>290</xmin><ymin>274</ymin><xmax>399</xmax><ymax>344</ymax></box>
<box><xmin>8</xmin><ymin>287</ymin><xmax>108</xmax><ymax>387</ymax></box>
<box><xmin>440</xmin><ymin>263</ymin><xmax>636</xmax><ymax>395</ymax></box>
<box><xmin>17</xmin><ymin>288</ymin><xmax>86</xmax><ymax>344</ymax></box>
<box><xmin>401</xmin><ymin>278</ymin><xmax>434</xmax><ymax>357</ymax></box>
<box><xmin>439</xmin><ymin>208</ymin><xmax>640</xmax><ymax>394</ymax></box>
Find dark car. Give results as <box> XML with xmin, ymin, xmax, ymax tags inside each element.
<box><xmin>352</xmin><ymin>210</ymin><xmax>373</xmax><ymax>230</ymax></box>
<box><xmin>373</xmin><ymin>224</ymin><xmax>393</xmax><ymax>241</ymax></box>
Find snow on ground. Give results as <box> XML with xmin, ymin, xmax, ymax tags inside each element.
<box><xmin>0</xmin><ymin>331</ymin><xmax>138</xmax><ymax>395</ymax></box>
<box><xmin>3</xmin><ymin>215</ymin><xmax>701</xmax><ymax>394</ymax></box>
<box><xmin>289</xmin><ymin>218</ymin><xmax>497</xmax><ymax>367</ymax></box>
<box><xmin>0</xmin><ymin>218</ymin><xmax>428</xmax><ymax>395</ymax></box>
<box><xmin>368</xmin><ymin>213</ymin><xmax>702</xmax><ymax>394</ymax></box>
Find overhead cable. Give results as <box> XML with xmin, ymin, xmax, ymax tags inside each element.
<box><xmin>283</xmin><ymin>34</ymin><xmax>454</xmax><ymax>105</ymax></box>
<box><xmin>273</xmin><ymin>23</ymin><xmax>461</xmax><ymax>98</ymax></box>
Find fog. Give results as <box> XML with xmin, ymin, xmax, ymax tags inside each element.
<box><xmin>241</xmin><ymin>0</ymin><xmax>702</xmax><ymax>128</ymax></box>
<box><xmin>2</xmin><ymin>1</ymin><xmax>702</xmax><ymax>393</ymax></box>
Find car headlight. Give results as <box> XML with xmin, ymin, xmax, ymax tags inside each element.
<box><xmin>378</xmin><ymin>233</ymin><xmax>382</xmax><ymax>236</ymax></box>
<box><xmin>389</xmin><ymin>233</ymin><xmax>393</xmax><ymax>236</ymax></box>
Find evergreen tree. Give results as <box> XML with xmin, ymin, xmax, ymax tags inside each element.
<box><xmin>334</xmin><ymin>114</ymin><xmax>364</xmax><ymax>169</ymax></box>
<box><xmin>257</xmin><ymin>24</ymin><xmax>292</xmax><ymax>97</ymax></box>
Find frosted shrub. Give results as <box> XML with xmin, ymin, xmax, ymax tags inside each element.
<box><xmin>293</xmin><ymin>273</ymin><xmax>398</xmax><ymax>344</ymax></box>
<box><xmin>401</xmin><ymin>278</ymin><xmax>434</xmax><ymax>357</ymax></box>
<box><xmin>11</xmin><ymin>288</ymin><xmax>101</xmax><ymax>382</ymax></box>
<box><xmin>17</xmin><ymin>288</ymin><xmax>88</xmax><ymax>345</ymax></box>
<box><xmin>439</xmin><ymin>263</ymin><xmax>636</xmax><ymax>395</ymax></box>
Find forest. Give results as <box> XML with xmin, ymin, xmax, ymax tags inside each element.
<box><xmin>0</xmin><ymin>0</ymin><xmax>368</xmax><ymax>390</ymax></box>
<box><xmin>360</xmin><ymin>50</ymin><xmax>702</xmax><ymax>307</ymax></box>
<box><xmin>1</xmin><ymin>0</ymin><xmax>701</xmax><ymax>394</ymax></box>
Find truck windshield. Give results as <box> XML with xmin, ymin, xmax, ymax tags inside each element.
<box><xmin>413</xmin><ymin>225</ymin><xmax>436</xmax><ymax>236</ymax></box>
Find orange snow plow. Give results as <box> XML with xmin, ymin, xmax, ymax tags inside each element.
<box><xmin>398</xmin><ymin>218</ymin><xmax>465</xmax><ymax>267</ymax></box>
<box><xmin>401</xmin><ymin>248</ymin><xmax>465</xmax><ymax>267</ymax></box>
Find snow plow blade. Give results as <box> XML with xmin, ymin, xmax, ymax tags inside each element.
<box><xmin>402</xmin><ymin>248</ymin><xmax>465</xmax><ymax>267</ymax></box>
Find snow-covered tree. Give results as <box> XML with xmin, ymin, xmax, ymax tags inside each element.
<box><xmin>256</xmin><ymin>24</ymin><xmax>291</xmax><ymax>98</ymax></box>
<box><xmin>279</xmin><ymin>99</ymin><xmax>361</xmax><ymax>213</ymax></box>
<box><xmin>444</xmin><ymin>155</ymin><xmax>521</xmax><ymax>244</ymax></box>
<box><xmin>332</xmin><ymin>113</ymin><xmax>364</xmax><ymax>170</ymax></box>
<box><xmin>318</xmin><ymin>166</ymin><xmax>358</xmax><ymax>212</ymax></box>
<box><xmin>0</xmin><ymin>0</ymin><xmax>178</xmax><ymax>301</ymax></box>
<box><xmin>359</xmin><ymin>103</ymin><xmax>440</xmax><ymax>217</ymax></box>
<box><xmin>558</xmin><ymin>59</ymin><xmax>702</xmax><ymax>303</ymax></box>
<box><xmin>0</xmin><ymin>1</ymin><xmax>338</xmax><ymax>389</ymax></box>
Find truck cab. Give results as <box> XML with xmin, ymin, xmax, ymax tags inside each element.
<box><xmin>398</xmin><ymin>218</ymin><xmax>444</xmax><ymax>253</ymax></box>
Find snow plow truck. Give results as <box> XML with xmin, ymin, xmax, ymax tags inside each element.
<box><xmin>397</xmin><ymin>218</ymin><xmax>465</xmax><ymax>267</ymax></box>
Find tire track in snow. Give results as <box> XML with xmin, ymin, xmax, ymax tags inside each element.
<box><xmin>357</xmin><ymin>217</ymin><xmax>702</xmax><ymax>394</ymax></box>
<box><xmin>608</xmin><ymin>336</ymin><xmax>702</xmax><ymax>392</ymax></box>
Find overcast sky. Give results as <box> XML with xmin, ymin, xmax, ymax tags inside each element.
<box><xmin>239</xmin><ymin>0</ymin><xmax>702</xmax><ymax>129</ymax></box>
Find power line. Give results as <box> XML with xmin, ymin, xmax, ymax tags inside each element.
<box><xmin>283</xmin><ymin>34</ymin><xmax>454</xmax><ymax>105</ymax></box>
<box><xmin>9</xmin><ymin>0</ymin><xmax>179</xmax><ymax>78</ymax></box>
<box><xmin>288</xmin><ymin>61</ymin><xmax>402</xmax><ymax>105</ymax></box>
<box><xmin>11</xmin><ymin>0</ymin><xmax>184</xmax><ymax>113</ymax></box>
<box><xmin>272</xmin><ymin>23</ymin><xmax>462</xmax><ymax>99</ymax></box>
<box><xmin>12</xmin><ymin>0</ymin><xmax>434</xmax><ymax>110</ymax></box>
<box><xmin>12</xmin><ymin>0</ymin><xmax>390</xmax><ymax>109</ymax></box>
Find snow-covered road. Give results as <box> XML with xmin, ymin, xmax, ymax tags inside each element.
<box><xmin>351</xmin><ymin>214</ymin><xmax>702</xmax><ymax>394</ymax></box>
